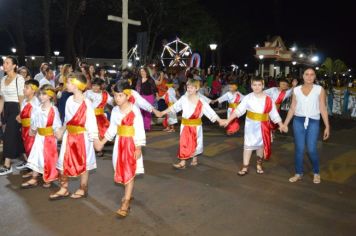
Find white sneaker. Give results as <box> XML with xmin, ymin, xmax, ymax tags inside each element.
<box><xmin>15</xmin><ymin>161</ymin><xmax>28</xmax><ymax>170</ymax></box>
<box><xmin>0</xmin><ymin>166</ymin><xmax>13</xmax><ymax>176</ymax></box>
<box><xmin>289</xmin><ymin>174</ymin><xmax>302</xmax><ymax>183</ymax></box>
<box><xmin>313</xmin><ymin>174</ymin><xmax>321</xmax><ymax>184</ymax></box>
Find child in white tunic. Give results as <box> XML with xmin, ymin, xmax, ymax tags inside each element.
<box><xmin>96</xmin><ymin>81</ymin><xmax>145</xmax><ymax>217</ymax></box>
<box><xmin>22</xmin><ymin>85</ymin><xmax>61</xmax><ymax>188</ymax></box>
<box><xmin>223</xmin><ymin>77</ymin><xmax>284</xmax><ymax>176</ymax></box>
<box><xmin>162</xmin><ymin>80</ymin><xmax>178</xmax><ymax>132</ymax></box>
<box><xmin>212</xmin><ymin>80</ymin><xmax>245</xmax><ymax>135</ymax></box>
<box><xmin>159</xmin><ymin>79</ymin><xmax>223</xmax><ymax>169</ymax></box>
<box><xmin>50</xmin><ymin>73</ymin><xmax>100</xmax><ymax>200</ymax></box>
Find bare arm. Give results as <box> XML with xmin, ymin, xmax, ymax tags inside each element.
<box><xmin>319</xmin><ymin>88</ymin><xmax>330</xmax><ymax>140</ymax></box>
<box><xmin>283</xmin><ymin>93</ymin><xmax>297</xmax><ymax>127</ymax></box>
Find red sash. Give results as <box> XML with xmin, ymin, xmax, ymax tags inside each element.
<box><xmin>261</xmin><ymin>96</ymin><xmax>273</xmax><ymax>160</ymax></box>
<box><xmin>20</xmin><ymin>103</ymin><xmax>35</xmax><ymax>156</ymax></box>
<box><xmin>115</xmin><ymin>111</ymin><xmax>136</xmax><ymax>184</ymax></box>
<box><xmin>163</xmin><ymin>92</ymin><xmax>170</xmax><ymax>128</ymax></box>
<box><xmin>43</xmin><ymin>107</ymin><xmax>59</xmax><ymax>182</ymax></box>
<box><xmin>226</xmin><ymin>94</ymin><xmax>241</xmax><ymax>134</ymax></box>
<box><xmin>63</xmin><ymin>101</ymin><xmax>87</xmax><ymax>176</ymax></box>
<box><xmin>128</xmin><ymin>90</ymin><xmax>136</xmax><ymax>104</ymax></box>
<box><xmin>95</xmin><ymin>91</ymin><xmax>110</xmax><ymax>139</ymax></box>
<box><xmin>178</xmin><ymin>100</ymin><xmax>202</xmax><ymax>159</ymax></box>
<box><xmin>270</xmin><ymin>90</ymin><xmax>286</xmax><ymax>130</ymax></box>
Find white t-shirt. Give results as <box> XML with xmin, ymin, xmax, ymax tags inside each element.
<box><xmin>34</xmin><ymin>72</ymin><xmax>44</xmax><ymax>82</ymax></box>
<box><xmin>0</xmin><ymin>75</ymin><xmax>25</xmax><ymax>102</ymax></box>
<box><xmin>294</xmin><ymin>84</ymin><xmax>322</xmax><ymax>128</ymax></box>
<box><xmin>39</xmin><ymin>77</ymin><xmax>54</xmax><ymax>87</ymax></box>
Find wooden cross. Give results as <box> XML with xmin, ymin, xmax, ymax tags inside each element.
<box><xmin>108</xmin><ymin>0</ymin><xmax>141</xmax><ymax>68</ymax></box>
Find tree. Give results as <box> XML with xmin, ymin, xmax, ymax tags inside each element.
<box><xmin>320</xmin><ymin>57</ymin><xmax>348</xmax><ymax>88</ymax></box>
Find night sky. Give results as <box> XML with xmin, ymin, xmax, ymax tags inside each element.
<box><xmin>0</xmin><ymin>0</ymin><xmax>355</xmax><ymax>68</ymax></box>
<box><xmin>200</xmin><ymin>0</ymin><xmax>356</xmax><ymax>68</ymax></box>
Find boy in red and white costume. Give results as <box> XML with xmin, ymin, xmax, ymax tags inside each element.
<box><xmin>50</xmin><ymin>73</ymin><xmax>100</xmax><ymax>200</ymax></box>
<box><xmin>158</xmin><ymin>79</ymin><xmax>223</xmax><ymax>169</ymax></box>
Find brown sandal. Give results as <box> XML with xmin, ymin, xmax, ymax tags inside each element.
<box><xmin>70</xmin><ymin>185</ymin><xmax>88</xmax><ymax>199</ymax></box>
<box><xmin>117</xmin><ymin>199</ymin><xmax>131</xmax><ymax>218</ymax></box>
<box><xmin>21</xmin><ymin>178</ymin><xmax>38</xmax><ymax>189</ymax></box>
<box><xmin>173</xmin><ymin>162</ymin><xmax>186</xmax><ymax>169</ymax></box>
<box><xmin>49</xmin><ymin>190</ymin><xmax>70</xmax><ymax>201</ymax></box>
<box><xmin>237</xmin><ymin>165</ymin><xmax>249</xmax><ymax>176</ymax></box>
<box><xmin>256</xmin><ymin>158</ymin><xmax>264</xmax><ymax>174</ymax></box>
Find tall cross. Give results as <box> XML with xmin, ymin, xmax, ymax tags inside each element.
<box><xmin>108</xmin><ymin>0</ymin><xmax>141</xmax><ymax>69</ymax></box>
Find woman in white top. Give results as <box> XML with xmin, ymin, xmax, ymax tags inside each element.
<box><xmin>283</xmin><ymin>68</ymin><xmax>330</xmax><ymax>184</ymax></box>
<box><xmin>0</xmin><ymin>56</ymin><xmax>25</xmax><ymax>175</ymax></box>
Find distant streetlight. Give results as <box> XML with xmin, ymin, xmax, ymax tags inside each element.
<box><xmin>127</xmin><ymin>62</ymin><xmax>133</xmax><ymax>67</ymax></box>
<box><xmin>259</xmin><ymin>55</ymin><xmax>264</xmax><ymax>60</ymax></box>
<box><xmin>316</xmin><ymin>67</ymin><xmax>319</xmax><ymax>70</ymax></box>
<box><xmin>31</xmin><ymin>56</ymin><xmax>35</xmax><ymax>60</ymax></box>
<box><xmin>244</xmin><ymin>64</ymin><xmax>248</xmax><ymax>68</ymax></box>
<box><xmin>53</xmin><ymin>51</ymin><xmax>60</xmax><ymax>68</ymax></box>
<box><xmin>255</xmin><ymin>44</ymin><xmax>259</xmax><ymax>48</ymax></box>
<box><xmin>96</xmin><ymin>63</ymin><xmax>100</xmax><ymax>67</ymax></box>
<box><xmin>348</xmin><ymin>69</ymin><xmax>351</xmax><ymax>72</ymax></box>
<box><xmin>135</xmin><ymin>56</ymin><xmax>140</xmax><ymax>61</ymax></box>
<box><xmin>209</xmin><ymin>44</ymin><xmax>217</xmax><ymax>50</ymax></box>
<box><xmin>311</xmin><ymin>56</ymin><xmax>319</xmax><ymax>63</ymax></box>
<box><xmin>209</xmin><ymin>43</ymin><xmax>218</xmax><ymax>70</ymax></box>
<box><xmin>292</xmin><ymin>61</ymin><xmax>297</xmax><ymax>65</ymax></box>
<box><xmin>113</xmin><ymin>65</ymin><xmax>116</xmax><ymax>68</ymax></box>
<box><xmin>11</xmin><ymin>48</ymin><xmax>17</xmax><ymax>54</ymax></box>
<box><xmin>299</xmin><ymin>53</ymin><xmax>304</xmax><ymax>58</ymax></box>
<box><xmin>290</xmin><ymin>46</ymin><xmax>297</xmax><ymax>52</ymax></box>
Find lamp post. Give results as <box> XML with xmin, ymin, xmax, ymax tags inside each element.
<box><xmin>31</xmin><ymin>56</ymin><xmax>36</xmax><ymax>77</ymax></box>
<box><xmin>258</xmin><ymin>55</ymin><xmax>264</xmax><ymax>76</ymax></box>
<box><xmin>53</xmin><ymin>51</ymin><xmax>60</xmax><ymax>70</ymax></box>
<box><xmin>209</xmin><ymin>43</ymin><xmax>217</xmax><ymax>71</ymax></box>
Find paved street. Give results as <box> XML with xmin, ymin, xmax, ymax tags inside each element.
<box><xmin>1</xmin><ymin>118</ymin><xmax>356</xmax><ymax>236</ymax></box>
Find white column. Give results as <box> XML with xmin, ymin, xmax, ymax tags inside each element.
<box><xmin>275</xmin><ymin>66</ymin><xmax>280</xmax><ymax>77</ymax></box>
<box><xmin>269</xmin><ymin>64</ymin><xmax>274</xmax><ymax>77</ymax></box>
<box><xmin>285</xmin><ymin>66</ymin><xmax>290</xmax><ymax>76</ymax></box>
<box><xmin>261</xmin><ymin>63</ymin><xmax>264</xmax><ymax>76</ymax></box>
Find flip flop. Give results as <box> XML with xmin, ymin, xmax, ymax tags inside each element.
<box><xmin>49</xmin><ymin>191</ymin><xmax>70</xmax><ymax>201</ymax></box>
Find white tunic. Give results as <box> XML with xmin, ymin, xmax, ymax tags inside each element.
<box><xmin>104</xmin><ymin>105</ymin><xmax>146</xmax><ymax>174</ymax></box>
<box><xmin>264</xmin><ymin>87</ymin><xmax>292</xmax><ymax>103</ymax></box>
<box><xmin>84</xmin><ymin>90</ymin><xmax>114</xmax><ymax>108</ymax></box>
<box><xmin>26</xmin><ymin>105</ymin><xmax>61</xmax><ymax>174</ymax></box>
<box><xmin>57</xmin><ymin>96</ymin><xmax>99</xmax><ymax>172</ymax></box>
<box><xmin>235</xmin><ymin>93</ymin><xmax>281</xmax><ymax>150</ymax></box>
<box><xmin>217</xmin><ymin>91</ymin><xmax>245</xmax><ymax>118</ymax></box>
<box><xmin>21</xmin><ymin>97</ymin><xmax>40</xmax><ymax>112</ymax></box>
<box><xmin>165</xmin><ymin>87</ymin><xmax>178</xmax><ymax>125</ymax></box>
<box><xmin>131</xmin><ymin>89</ymin><xmax>154</xmax><ymax>112</ymax></box>
<box><xmin>170</xmin><ymin>94</ymin><xmax>219</xmax><ymax>156</ymax></box>
<box><xmin>294</xmin><ymin>85</ymin><xmax>322</xmax><ymax>128</ymax></box>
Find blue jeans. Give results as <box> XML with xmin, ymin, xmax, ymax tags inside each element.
<box><xmin>293</xmin><ymin>116</ymin><xmax>320</xmax><ymax>174</ymax></box>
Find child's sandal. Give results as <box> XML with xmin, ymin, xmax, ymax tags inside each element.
<box><xmin>237</xmin><ymin>165</ymin><xmax>249</xmax><ymax>176</ymax></box>
<box><xmin>256</xmin><ymin>158</ymin><xmax>264</xmax><ymax>174</ymax></box>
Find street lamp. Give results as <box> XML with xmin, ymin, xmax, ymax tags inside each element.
<box><xmin>31</xmin><ymin>56</ymin><xmax>35</xmax><ymax>76</ymax></box>
<box><xmin>209</xmin><ymin>43</ymin><xmax>218</xmax><ymax>71</ymax></box>
<box><xmin>292</xmin><ymin>61</ymin><xmax>297</xmax><ymax>65</ymax></box>
<box><xmin>299</xmin><ymin>53</ymin><xmax>304</xmax><ymax>58</ymax></box>
<box><xmin>53</xmin><ymin>51</ymin><xmax>60</xmax><ymax>69</ymax></box>
<box><xmin>244</xmin><ymin>64</ymin><xmax>248</xmax><ymax>68</ymax></box>
<box><xmin>127</xmin><ymin>62</ymin><xmax>133</xmax><ymax>68</ymax></box>
<box><xmin>290</xmin><ymin>46</ymin><xmax>297</xmax><ymax>52</ymax></box>
<box><xmin>258</xmin><ymin>55</ymin><xmax>264</xmax><ymax>75</ymax></box>
<box><xmin>311</xmin><ymin>56</ymin><xmax>319</xmax><ymax>63</ymax></box>
<box><xmin>11</xmin><ymin>47</ymin><xmax>17</xmax><ymax>54</ymax></box>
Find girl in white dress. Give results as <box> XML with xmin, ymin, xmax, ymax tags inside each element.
<box><xmin>21</xmin><ymin>85</ymin><xmax>61</xmax><ymax>188</ymax></box>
